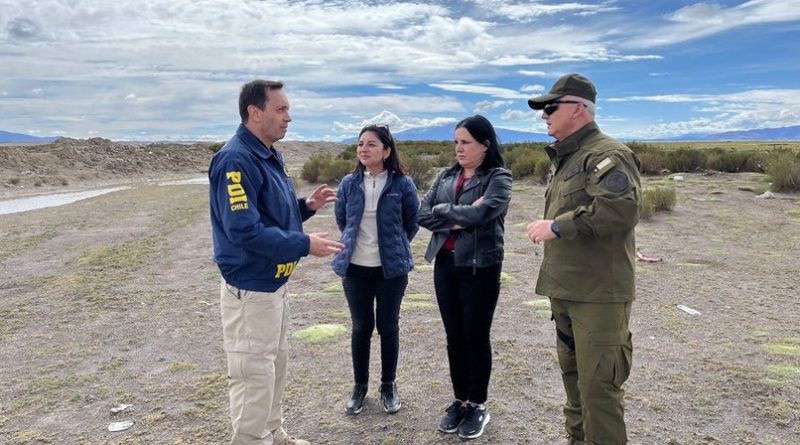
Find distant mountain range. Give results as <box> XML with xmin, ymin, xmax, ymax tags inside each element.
<box><xmin>4</xmin><ymin>124</ymin><xmax>800</xmax><ymax>144</ymax></box>
<box><xmin>343</xmin><ymin>124</ymin><xmax>551</xmax><ymax>143</ymax></box>
<box><xmin>0</xmin><ymin>130</ymin><xmax>57</xmax><ymax>143</ymax></box>
<box><xmin>394</xmin><ymin>124</ymin><xmax>551</xmax><ymax>143</ymax></box>
<box><xmin>343</xmin><ymin>124</ymin><xmax>800</xmax><ymax>143</ymax></box>
<box><xmin>659</xmin><ymin>125</ymin><xmax>800</xmax><ymax>141</ymax></box>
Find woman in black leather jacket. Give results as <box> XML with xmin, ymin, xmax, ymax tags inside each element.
<box><xmin>417</xmin><ymin>115</ymin><xmax>512</xmax><ymax>440</ymax></box>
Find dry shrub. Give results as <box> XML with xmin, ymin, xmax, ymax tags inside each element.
<box><xmin>500</xmin><ymin>144</ymin><xmax>550</xmax><ymax>181</ymax></box>
<box><xmin>637</xmin><ymin>151</ymin><xmax>668</xmax><ymax>174</ymax></box>
<box><xmin>505</xmin><ymin>147</ymin><xmax>538</xmax><ymax>178</ymax></box>
<box><xmin>317</xmin><ymin>159</ymin><xmax>353</xmax><ymax>184</ymax></box>
<box><xmin>639</xmin><ymin>186</ymin><xmax>676</xmax><ymax>220</ymax></box>
<box><xmin>628</xmin><ymin>141</ymin><xmax>667</xmax><ymax>174</ymax></box>
<box><xmin>639</xmin><ymin>199</ymin><xmax>656</xmax><ymax>220</ymax></box>
<box><xmin>765</xmin><ymin>150</ymin><xmax>800</xmax><ymax>192</ymax></box>
<box><xmin>664</xmin><ymin>147</ymin><xmax>705</xmax><ymax>173</ymax></box>
<box><xmin>403</xmin><ymin>155</ymin><xmax>435</xmax><ymax>190</ymax></box>
<box><xmin>705</xmin><ymin>148</ymin><xmax>760</xmax><ymax>173</ymax></box>
<box><xmin>208</xmin><ymin>142</ymin><xmax>225</xmax><ymax>153</ymax></box>
<box><xmin>301</xmin><ymin>153</ymin><xmax>333</xmax><ymax>182</ymax></box>
<box><xmin>533</xmin><ymin>158</ymin><xmax>551</xmax><ymax>183</ymax></box>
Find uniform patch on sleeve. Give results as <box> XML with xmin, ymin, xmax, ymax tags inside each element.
<box><xmin>603</xmin><ymin>170</ymin><xmax>629</xmax><ymax>193</ymax></box>
<box><xmin>226</xmin><ymin>171</ymin><xmax>249</xmax><ymax>211</ymax></box>
<box><xmin>593</xmin><ymin>157</ymin><xmax>616</xmax><ymax>178</ymax></box>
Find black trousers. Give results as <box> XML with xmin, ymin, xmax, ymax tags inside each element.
<box><xmin>433</xmin><ymin>250</ymin><xmax>501</xmax><ymax>404</ymax></box>
<box><xmin>342</xmin><ymin>264</ymin><xmax>408</xmax><ymax>385</ymax></box>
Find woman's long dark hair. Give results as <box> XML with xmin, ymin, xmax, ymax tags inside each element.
<box><xmin>454</xmin><ymin>115</ymin><xmax>504</xmax><ymax>171</ymax></box>
<box><xmin>353</xmin><ymin>125</ymin><xmax>405</xmax><ymax>175</ymax></box>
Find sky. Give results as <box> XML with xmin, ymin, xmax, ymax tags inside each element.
<box><xmin>1</xmin><ymin>0</ymin><xmax>799</xmax><ymax>142</ymax></box>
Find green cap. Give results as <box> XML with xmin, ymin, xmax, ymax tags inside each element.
<box><xmin>527</xmin><ymin>73</ymin><xmax>596</xmax><ymax>110</ymax></box>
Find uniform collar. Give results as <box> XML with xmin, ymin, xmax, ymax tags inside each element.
<box><xmin>545</xmin><ymin>121</ymin><xmax>600</xmax><ymax>160</ymax></box>
<box><xmin>236</xmin><ymin>124</ymin><xmax>277</xmax><ymax>161</ymax></box>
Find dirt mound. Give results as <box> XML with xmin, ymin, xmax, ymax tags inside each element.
<box><xmin>0</xmin><ymin>137</ymin><xmax>347</xmax><ymax>196</ymax></box>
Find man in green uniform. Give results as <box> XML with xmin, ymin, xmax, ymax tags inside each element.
<box><xmin>526</xmin><ymin>73</ymin><xmax>641</xmax><ymax>445</ymax></box>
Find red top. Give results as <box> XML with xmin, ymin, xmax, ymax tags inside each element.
<box><xmin>441</xmin><ymin>173</ymin><xmax>470</xmax><ymax>251</ymax></box>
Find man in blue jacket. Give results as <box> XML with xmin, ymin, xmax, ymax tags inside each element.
<box><xmin>209</xmin><ymin>80</ymin><xmax>343</xmax><ymax>445</ymax></box>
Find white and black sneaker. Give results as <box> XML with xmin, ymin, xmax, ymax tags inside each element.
<box><xmin>457</xmin><ymin>403</ymin><xmax>490</xmax><ymax>440</ymax></box>
<box><xmin>438</xmin><ymin>400</ymin><xmax>466</xmax><ymax>433</ymax></box>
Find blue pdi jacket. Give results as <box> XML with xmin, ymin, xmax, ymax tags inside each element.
<box><xmin>332</xmin><ymin>170</ymin><xmax>419</xmax><ymax>278</ymax></box>
<box><xmin>209</xmin><ymin>125</ymin><xmax>315</xmax><ymax>292</ymax></box>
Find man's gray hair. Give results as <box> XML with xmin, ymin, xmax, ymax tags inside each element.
<box><xmin>563</xmin><ymin>95</ymin><xmax>596</xmax><ymax>119</ymax></box>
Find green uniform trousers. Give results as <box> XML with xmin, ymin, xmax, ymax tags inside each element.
<box><xmin>551</xmin><ymin>298</ymin><xmax>633</xmax><ymax>445</ymax></box>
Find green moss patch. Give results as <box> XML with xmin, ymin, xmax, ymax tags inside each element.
<box><xmin>500</xmin><ymin>272</ymin><xmax>515</xmax><ymax>285</ymax></box>
<box><xmin>763</xmin><ymin>343</ymin><xmax>800</xmax><ymax>356</ymax></box>
<box><xmin>293</xmin><ymin>324</ymin><xmax>347</xmax><ymax>343</ymax></box>
<box><xmin>322</xmin><ymin>282</ymin><xmax>343</xmax><ymax>293</ymax></box>
<box><xmin>168</xmin><ymin>362</ymin><xmax>198</xmax><ymax>372</ymax></box>
<box><xmin>405</xmin><ymin>293</ymin><xmax>431</xmax><ymax>301</ymax></box>
<box><xmin>402</xmin><ymin>301</ymin><xmax>435</xmax><ymax>310</ymax></box>
<box><xmin>523</xmin><ymin>299</ymin><xmax>550</xmax><ymax>310</ymax></box>
<box><xmin>766</xmin><ymin>364</ymin><xmax>800</xmax><ymax>379</ymax></box>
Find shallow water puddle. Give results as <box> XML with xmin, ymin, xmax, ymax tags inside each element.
<box><xmin>0</xmin><ymin>187</ymin><xmax>130</xmax><ymax>215</ymax></box>
<box><xmin>0</xmin><ymin>177</ymin><xmax>208</xmax><ymax>215</ymax></box>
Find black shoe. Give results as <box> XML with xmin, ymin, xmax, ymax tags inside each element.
<box><xmin>438</xmin><ymin>400</ymin><xmax>466</xmax><ymax>434</ymax></box>
<box><xmin>345</xmin><ymin>383</ymin><xmax>368</xmax><ymax>415</ymax></box>
<box><xmin>457</xmin><ymin>403</ymin><xmax>490</xmax><ymax>440</ymax></box>
<box><xmin>380</xmin><ymin>382</ymin><xmax>401</xmax><ymax>414</ymax></box>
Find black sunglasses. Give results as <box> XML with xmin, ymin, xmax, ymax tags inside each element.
<box><xmin>542</xmin><ymin>100</ymin><xmax>584</xmax><ymax>115</ymax></box>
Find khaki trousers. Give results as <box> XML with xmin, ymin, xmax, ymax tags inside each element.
<box><xmin>221</xmin><ymin>280</ymin><xmax>290</xmax><ymax>445</ymax></box>
<box><xmin>551</xmin><ymin>298</ymin><xmax>633</xmax><ymax>445</ymax></box>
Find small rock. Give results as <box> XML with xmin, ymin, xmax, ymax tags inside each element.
<box><xmin>756</xmin><ymin>191</ymin><xmax>775</xmax><ymax>199</ymax></box>
<box><xmin>111</xmin><ymin>404</ymin><xmax>130</xmax><ymax>415</ymax></box>
<box><xmin>108</xmin><ymin>420</ymin><xmax>134</xmax><ymax>432</ymax></box>
<box><xmin>672</xmin><ymin>175</ymin><xmax>685</xmax><ymax>182</ymax></box>
<box><xmin>677</xmin><ymin>304</ymin><xmax>701</xmax><ymax>316</ymax></box>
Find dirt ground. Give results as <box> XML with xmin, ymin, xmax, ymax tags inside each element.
<box><xmin>1</xmin><ymin>140</ymin><xmax>799</xmax><ymax>445</ymax></box>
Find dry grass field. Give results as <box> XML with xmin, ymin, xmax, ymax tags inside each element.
<box><xmin>1</xmin><ymin>139</ymin><xmax>799</xmax><ymax>444</ymax></box>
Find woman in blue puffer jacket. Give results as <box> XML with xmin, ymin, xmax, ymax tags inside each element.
<box><xmin>332</xmin><ymin>124</ymin><xmax>419</xmax><ymax>416</ymax></box>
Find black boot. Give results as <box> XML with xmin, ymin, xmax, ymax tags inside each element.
<box><xmin>380</xmin><ymin>382</ymin><xmax>401</xmax><ymax>414</ymax></box>
<box><xmin>346</xmin><ymin>383</ymin><xmax>368</xmax><ymax>415</ymax></box>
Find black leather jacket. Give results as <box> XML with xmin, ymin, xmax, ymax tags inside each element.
<box><xmin>418</xmin><ymin>165</ymin><xmax>512</xmax><ymax>268</ymax></box>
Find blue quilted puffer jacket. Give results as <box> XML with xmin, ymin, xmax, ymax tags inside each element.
<box><xmin>332</xmin><ymin>170</ymin><xmax>419</xmax><ymax>278</ymax></box>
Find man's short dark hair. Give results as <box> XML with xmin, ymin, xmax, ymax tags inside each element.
<box><xmin>239</xmin><ymin>80</ymin><xmax>284</xmax><ymax>123</ymax></box>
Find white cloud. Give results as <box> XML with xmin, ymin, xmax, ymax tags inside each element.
<box><xmin>500</xmin><ymin>109</ymin><xmax>538</xmax><ymax>121</ymax></box>
<box><xmin>489</xmin><ymin>51</ymin><xmax>661</xmax><ymax>66</ymax></box>
<box><xmin>611</xmin><ymin>88</ymin><xmax>800</xmax><ymax>137</ymax></box>
<box><xmin>375</xmin><ymin>84</ymin><xmax>406</xmax><ymax>90</ymax></box>
<box><xmin>469</xmin><ymin>0</ymin><xmax>618</xmax><ymax>21</ymax></box>
<box><xmin>625</xmin><ymin>0</ymin><xmax>800</xmax><ymax>48</ymax></box>
<box><xmin>0</xmin><ymin>0</ymin><xmax>795</xmax><ymax>140</ymax></box>
<box><xmin>333</xmin><ymin>111</ymin><xmax>456</xmax><ymax>133</ymax></box>
<box><xmin>474</xmin><ymin>100</ymin><xmax>513</xmax><ymax>113</ymax></box>
<box><xmin>430</xmin><ymin>83</ymin><xmax>528</xmax><ymax>99</ymax></box>
<box><xmin>520</xmin><ymin>84</ymin><xmax>544</xmax><ymax>93</ymax></box>
<box><xmin>293</xmin><ymin>92</ymin><xmax>465</xmax><ymax>117</ymax></box>
<box><xmin>518</xmin><ymin>70</ymin><xmax>548</xmax><ymax>77</ymax></box>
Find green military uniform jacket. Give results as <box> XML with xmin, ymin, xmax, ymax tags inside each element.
<box><xmin>536</xmin><ymin>122</ymin><xmax>641</xmax><ymax>303</ymax></box>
